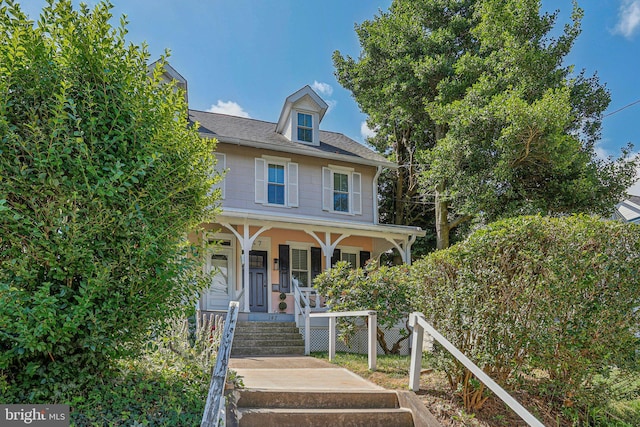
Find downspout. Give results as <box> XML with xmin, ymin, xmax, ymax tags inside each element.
<box><xmin>373</xmin><ymin>166</ymin><xmax>383</xmax><ymax>224</ymax></box>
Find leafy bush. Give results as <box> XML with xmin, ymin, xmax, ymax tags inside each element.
<box><xmin>0</xmin><ymin>0</ymin><xmax>219</xmax><ymax>399</ymax></box>
<box><xmin>314</xmin><ymin>261</ymin><xmax>418</xmax><ymax>354</ymax></box>
<box><xmin>411</xmin><ymin>215</ymin><xmax>640</xmax><ymax>417</ymax></box>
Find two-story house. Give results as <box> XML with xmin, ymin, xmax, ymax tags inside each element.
<box><xmin>160</xmin><ymin>65</ymin><xmax>425</xmax><ymax>318</ymax></box>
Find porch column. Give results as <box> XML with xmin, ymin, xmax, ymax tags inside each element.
<box><xmin>221</xmin><ymin>222</ymin><xmax>271</xmax><ymax>312</ymax></box>
<box><xmin>305</xmin><ymin>230</ymin><xmax>350</xmax><ymax>271</ymax></box>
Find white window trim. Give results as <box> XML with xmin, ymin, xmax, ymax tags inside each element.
<box><xmin>290</xmin><ymin>245</ymin><xmax>312</xmax><ymax>288</ymax></box>
<box><xmin>255</xmin><ymin>156</ymin><xmax>298</xmax><ymax>207</ymax></box>
<box><xmin>293</xmin><ymin>109</ymin><xmax>319</xmax><ymax>145</ymax></box>
<box><xmin>337</xmin><ymin>245</ymin><xmax>362</xmax><ymax>268</ymax></box>
<box><xmin>322</xmin><ymin>165</ymin><xmax>362</xmax><ymax>215</ymax></box>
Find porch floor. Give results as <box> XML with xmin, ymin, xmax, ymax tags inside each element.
<box><xmin>228</xmin><ymin>356</ymin><xmax>381</xmax><ymax>391</ymax></box>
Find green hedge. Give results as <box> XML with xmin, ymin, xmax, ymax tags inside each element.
<box><xmin>411</xmin><ymin>215</ymin><xmax>640</xmax><ymax>416</ymax></box>
<box><xmin>0</xmin><ymin>1</ymin><xmax>217</xmax><ymax>399</ymax></box>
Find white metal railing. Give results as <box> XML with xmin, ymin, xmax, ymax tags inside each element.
<box><xmin>308</xmin><ymin>310</ymin><xmax>377</xmax><ymax>371</ymax></box>
<box><xmin>200</xmin><ymin>301</ymin><xmax>239</xmax><ymax>427</ymax></box>
<box><xmin>233</xmin><ymin>289</ymin><xmax>245</xmax><ymax>312</ymax></box>
<box><xmin>408</xmin><ymin>312</ymin><xmax>544</xmax><ymax>427</ymax></box>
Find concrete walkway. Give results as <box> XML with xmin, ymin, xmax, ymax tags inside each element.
<box><xmin>228</xmin><ymin>356</ymin><xmax>383</xmax><ymax>391</ymax></box>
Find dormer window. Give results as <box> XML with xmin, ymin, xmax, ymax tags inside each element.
<box><xmin>297</xmin><ymin>113</ymin><xmax>313</xmax><ymax>143</ymax></box>
<box><xmin>276</xmin><ymin>86</ymin><xmax>328</xmax><ymax>146</ymax></box>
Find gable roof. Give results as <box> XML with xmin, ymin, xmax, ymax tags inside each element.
<box><xmin>275</xmin><ymin>85</ymin><xmax>329</xmax><ymax>134</ymax></box>
<box><xmin>615</xmin><ymin>195</ymin><xmax>640</xmax><ymax>223</ymax></box>
<box><xmin>190</xmin><ymin>109</ymin><xmax>395</xmax><ymax>168</ymax></box>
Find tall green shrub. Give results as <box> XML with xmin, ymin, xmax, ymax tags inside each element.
<box><xmin>314</xmin><ymin>261</ymin><xmax>417</xmax><ymax>354</ymax></box>
<box><xmin>0</xmin><ymin>0</ymin><xmax>219</xmax><ymax>399</ymax></box>
<box><xmin>412</xmin><ymin>215</ymin><xmax>640</xmax><ymax>415</ymax></box>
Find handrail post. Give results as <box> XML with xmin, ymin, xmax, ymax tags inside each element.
<box><xmin>408</xmin><ymin>312</ymin><xmax>424</xmax><ymax>392</ymax></box>
<box><xmin>201</xmin><ymin>301</ymin><xmax>239</xmax><ymax>427</ymax></box>
<box><xmin>407</xmin><ymin>312</ymin><xmax>545</xmax><ymax>427</ymax></box>
<box><xmin>368</xmin><ymin>311</ymin><xmax>377</xmax><ymax>371</ymax></box>
<box><xmin>304</xmin><ymin>303</ymin><xmax>310</xmax><ymax>355</ymax></box>
<box><xmin>328</xmin><ymin>317</ymin><xmax>336</xmax><ymax>361</ymax></box>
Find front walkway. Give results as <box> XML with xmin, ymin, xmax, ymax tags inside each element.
<box><xmin>228</xmin><ymin>356</ymin><xmax>382</xmax><ymax>391</ymax></box>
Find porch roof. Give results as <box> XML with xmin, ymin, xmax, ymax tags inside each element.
<box><xmin>216</xmin><ymin>208</ymin><xmax>425</xmax><ymax>240</ymax></box>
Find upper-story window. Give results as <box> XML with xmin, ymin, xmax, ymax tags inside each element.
<box><xmin>297</xmin><ymin>113</ymin><xmax>313</xmax><ymax>143</ymax></box>
<box><xmin>333</xmin><ymin>172</ymin><xmax>349</xmax><ymax>212</ymax></box>
<box><xmin>268</xmin><ymin>164</ymin><xmax>285</xmax><ymax>205</ymax></box>
<box><xmin>255</xmin><ymin>157</ymin><xmax>298</xmax><ymax>207</ymax></box>
<box><xmin>322</xmin><ymin>166</ymin><xmax>361</xmax><ymax>215</ymax></box>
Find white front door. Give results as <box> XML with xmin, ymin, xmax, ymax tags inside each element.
<box><xmin>203</xmin><ymin>244</ymin><xmax>235</xmax><ymax>311</ymax></box>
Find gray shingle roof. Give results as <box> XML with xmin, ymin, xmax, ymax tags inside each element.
<box><xmin>189</xmin><ymin>109</ymin><xmax>394</xmax><ymax>168</ymax></box>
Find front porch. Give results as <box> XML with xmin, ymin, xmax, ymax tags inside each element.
<box><xmin>196</xmin><ymin>209</ymin><xmax>424</xmax><ymax>317</ymax></box>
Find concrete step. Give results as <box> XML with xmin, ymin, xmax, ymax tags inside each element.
<box><xmin>236</xmin><ymin>407</ymin><xmax>414</xmax><ymax>427</ymax></box>
<box><xmin>237</xmin><ymin>390</ymin><xmax>400</xmax><ymax>409</ymax></box>
<box><xmin>232</xmin><ymin>321</ymin><xmax>305</xmax><ymax>356</ymax></box>
<box><xmin>233</xmin><ymin>332</ymin><xmax>303</xmax><ymax>341</ymax></box>
<box><xmin>231</xmin><ymin>345</ymin><xmax>305</xmax><ymax>356</ymax></box>
<box><xmin>235</xmin><ymin>321</ymin><xmax>300</xmax><ymax>331</ymax></box>
<box><xmin>233</xmin><ymin>338</ymin><xmax>305</xmax><ymax>348</ymax></box>
<box><xmin>233</xmin><ymin>390</ymin><xmax>414</xmax><ymax>427</ymax></box>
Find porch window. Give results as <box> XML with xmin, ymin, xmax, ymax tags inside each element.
<box><xmin>291</xmin><ymin>248</ymin><xmax>309</xmax><ymax>287</ymax></box>
<box><xmin>341</xmin><ymin>252</ymin><xmax>357</xmax><ymax>267</ymax></box>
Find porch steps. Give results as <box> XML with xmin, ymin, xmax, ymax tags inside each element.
<box><xmin>231</xmin><ymin>321</ymin><xmax>305</xmax><ymax>356</ymax></box>
<box><xmin>231</xmin><ymin>390</ymin><xmax>415</xmax><ymax>427</ymax></box>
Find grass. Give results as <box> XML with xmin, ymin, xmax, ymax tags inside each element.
<box><xmin>311</xmin><ymin>351</ymin><xmax>640</xmax><ymax>427</ymax></box>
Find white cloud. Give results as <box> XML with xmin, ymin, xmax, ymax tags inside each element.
<box><xmin>312</xmin><ymin>81</ymin><xmax>333</xmax><ymax>96</ymax></box>
<box><xmin>361</xmin><ymin>121</ymin><xmax>377</xmax><ymax>140</ymax></box>
<box><xmin>206</xmin><ymin>100</ymin><xmax>250</xmax><ymax>118</ymax></box>
<box><xmin>594</xmin><ymin>142</ymin><xmax>614</xmax><ymax>160</ymax></box>
<box><xmin>614</xmin><ymin>0</ymin><xmax>640</xmax><ymax>38</ymax></box>
<box><xmin>326</xmin><ymin>99</ymin><xmax>337</xmax><ymax>114</ymax></box>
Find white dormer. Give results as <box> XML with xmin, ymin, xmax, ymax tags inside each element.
<box><xmin>148</xmin><ymin>61</ymin><xmax>189</xmax><ymax>106</ymax></box>
<box><xmin>275</xmin><ymin>86</ymin><xmax>329</xmax><ymax>146</ymax></box>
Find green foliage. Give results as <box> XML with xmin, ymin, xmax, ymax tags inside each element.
<box><xmin>424</xmin><ymin>0</ymin><xmax>637</xmax><ymax>229</ymax></box>
<box><xmin>411</xmin><ymin>215</ymin><xmax>640</xmax><ymax>419</ymax></box>
<box><xmin>313</xmin><ymin>261</ymin><xmax>418</xmax><ymax>354</ymax></box>
<box><xmin>335</xmin><ymin>0</ymin><xmax>638</xmax><ymax>250</ymax></box>
<box><xmin>0</xmin><ymin>0</ymin><xmax>219</xmax><ymax>399</ymax></box>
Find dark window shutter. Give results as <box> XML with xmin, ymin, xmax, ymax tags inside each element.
<box><xmin>279</xmin><ymin>244</ymin><xmax>290</xmax><ymax>292</ymax></box>
<box><xmin>311</xmin><ymin>247</ymin><xmax>322</xmax><ymax>281</ymax></box>
<box><xmin>331</xmin><ymin>248</ymin><xmax>341</xmax><ymax>267</ymax></box>
<box><xmin>359</xmin><ymin>251</ymin><xmax>371</xmax><ymax>268</ymax></box>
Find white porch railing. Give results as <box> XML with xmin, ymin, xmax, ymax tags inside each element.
<box><xmin>200</xmin><ymin>301</ymin><xmax>239</xmax><ymax>427</ymax></box>
<box><xmin>308</xmin><ymin>310</ymin><xmax>377</xmax><ymax>371</ymax></box>
<box><xmin>408</xmin><ymin>312</ymin><xmax>545</xmax><ymax>427</ymax></box>
<box><xmin>233</xmin><ymin>289</ymin><xmax>245</xmax><ymax>312</ymax></box>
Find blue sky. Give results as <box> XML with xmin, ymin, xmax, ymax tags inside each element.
<box><xmin>19</xmin><ymin>0</ymin><xmax>640</xmax><ymax>190</ymax></box>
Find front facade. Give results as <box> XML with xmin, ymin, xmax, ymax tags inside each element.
<box><xmin>185</xmin><ymin>82</ymin><xmax>424</xmax><ymax>315</ymax></box>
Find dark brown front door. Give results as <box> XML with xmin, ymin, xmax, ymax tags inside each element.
<box><xmin>249</xmin><ymin>251</ymin><xmax>268</xmax><ymax>312</ymax></box>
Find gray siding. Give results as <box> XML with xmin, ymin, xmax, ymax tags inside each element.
<box><xmin>219</xmin><ymin>144</ymin><xmax>376</xmax><ymax>224</ymax></box>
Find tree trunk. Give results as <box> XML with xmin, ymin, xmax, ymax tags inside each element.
<box><xmin>435</xmin><ymin>181</ymin><xmax>450</xmax><ymax>250</ymax></box>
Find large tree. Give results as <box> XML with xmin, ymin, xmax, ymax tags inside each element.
<box><xmin>0</xmin><ymin>0</ymin><xmax>218</xmax><ymax>398</ymax></box>
<box><xmin>335</xmin><ymin>0</ymin><xmax>637</xmax><ymax>250</ymax></box>
<box><xmin>333</xmin><ymin>0</ymin><xmax>478</xmax><ymax>253</ymax></box>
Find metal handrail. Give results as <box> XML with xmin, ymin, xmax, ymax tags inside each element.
<box><xmin>200</xmin><ymin>301</ymin><xmax>239</xmax><ymax>427</ymax></box>
<box><xmin>309</xmin><ymin>310</ymin><xmax>377</xmax><ymax>370</ymax></box>
<box><xmin>408</xmin><ymin>312</ymin><xmax>544</xmax><ymax>427</ymax></box>
<box><xmin>233</xmin><ymin>289</ymin><xmax>245</xmax><ymax>312</ymax></box>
